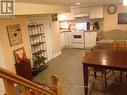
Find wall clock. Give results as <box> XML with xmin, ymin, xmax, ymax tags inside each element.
<box><xmin>107</xmin><ymin>4</ymin><xmax>117</xmax><ymax>14</ymax></box>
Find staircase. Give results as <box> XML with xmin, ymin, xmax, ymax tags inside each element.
<box><xmin>0</xmin><ymin>67</ymin><xmax>62</xmax><ymax>95</ymax></box>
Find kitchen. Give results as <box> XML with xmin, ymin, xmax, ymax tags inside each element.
<box><xmin>58</xmin><ymin>6</ymin><xmax>104</xmax><ymax>49</ymax></box>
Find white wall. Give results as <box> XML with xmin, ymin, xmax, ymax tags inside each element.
<box><xmin>51</xmin><ymin>21</ymin><xmax>61</xmax><ymax>57</ymax></box>
<box><xmin>0</xmin><ymin>16</ymin><xmax>31</xmax><ymax>73</ymax></box>
<box><xmin>0</xmin><ymin>42</ymin><xmax>6</xmax><ymax>94</ymax></box>
<box><xmin>15</xmin><ymin>2</ymin><xmax>70</xmax><ymax>15</ymax></box>
<box><xmin>104</xmin><ymin>4</ymin><xmax>127</xmax><ymax>31</ymax></box>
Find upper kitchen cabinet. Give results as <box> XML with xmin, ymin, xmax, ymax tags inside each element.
<box><xmin>89</xmin><ymin>6</ymin><xmax>104</xmax><ymax>19</ymax></box>
<box><xmin>58</xmin><ymin>13</ymin><xmax>74</xmax><ymax>21</ymax></box>
<box><xmin>71</xmin><ymin>7</ymin><xmax>89</xmax><ymax>17</ymax></box>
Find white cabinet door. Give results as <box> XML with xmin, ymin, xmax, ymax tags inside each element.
<box><xmin>89</xmin><ymin>6</ymin><xmax>103</xmax><ymax>19</ymax></box>
<box><xmin>58</xmin><ymin>13</ymin><xmax>74</xmax><ymax>21</ymax></box>
<box><xmin>96</xmin><ymin>6</ymin><xmax>103</xmax><ymax>18</ymax></box>
<box><xmin>85</xmin><ymin>32</ymin><xmax>96</xmax><ymax>49</ymax></box>
<box><xmin>89</xmin><ymin>7</ymin><xmax>96</xmax><ymax>19</ymax></box>
<box><xmin>71</xmin><ymin>7</ymin><xmax>89</xmax><ymax>17</ymax></box>
<box><xmin>64</xmin><ymin>32</ymin><xmax>72</xmax><ymax>48</ymax></box>
<box><xmin>60</xmin><ymin>32</ymin><xmax>65</xmax><ymax>49</ymax></box>
<box><xmin>85</xmin><ymin>32</ymin><xmax>91</xmax><ymax>48</ymax></box>
<box><xmin>89</xmin><ymin>32</ymin><xmax>96</xmax><ymax>47</ymax></box>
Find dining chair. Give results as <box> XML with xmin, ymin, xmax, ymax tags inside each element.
<box><xmin>113</xmin><ymin>40</ymin><xmax>127</xmax><ymax>52</ymax></box>
<box><xmin>113</xmin><ymin>40</ymin><xmax>127</xmax><ymax>83</ymax></box>
<box><xmin>83</xmin><ymin>50</ymin><xmax>112</xmax><ymax>94</ymax></box>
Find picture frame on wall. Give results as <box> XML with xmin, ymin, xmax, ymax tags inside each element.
<box><xmin>6</xmin><ymin>24</ymin><xmax>23</xmax><ymax>46</ymax></box>
<box><xmin>13</xmin><ymin>47</ymin><xmax>25</xmax><ymax>63</ymax></box>
<box><xmin>52</xmin><ymin>14</ymin><xmax>58</xmax><ymax>21</ymax></box>
<box><xmin>118</xmin><ymin>13</ymin><xmax>127</xmax><ymax>24</ymax></box>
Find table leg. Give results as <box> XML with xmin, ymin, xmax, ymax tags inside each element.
<box><xmin>83</xmin><ymin>63</ymin><xmax>88</xmax><ymax>95</ymax></box>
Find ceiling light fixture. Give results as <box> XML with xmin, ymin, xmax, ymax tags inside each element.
<box><xmin>123</xmin><ymin>0</ymin><xmax>127</xmax><ymax>6</ymax></box>
<box><xmin>76</xmin><ymin>2</ymin><xmax>80</xmax><ymax>6</ymax></box>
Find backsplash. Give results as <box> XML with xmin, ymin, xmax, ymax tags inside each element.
<box><xmin>59</xmin><ymin>17</ymin><xmax>104</xmax><ymax>32</ymax></box>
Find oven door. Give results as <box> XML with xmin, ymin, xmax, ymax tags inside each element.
<box><xmin>71</xmin><ymin>32</ymin><xmax>84</xmax><ymax>48</ymax></box>
<box><xmin>71</xmin><ymin>32</ymin><xmax>84</xmax><ymax>42</ymax></box>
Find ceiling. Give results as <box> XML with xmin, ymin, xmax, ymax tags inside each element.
<box><xmin>16</xmin><ymin>0</ymin><xmax>123</xmax><ymax>6</ymax></box>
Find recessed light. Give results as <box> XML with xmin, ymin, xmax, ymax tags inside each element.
<box><xmin>76</xmin><ymin>2</ymin><xmax>80</xmax><ymax>5</ymax></box>
<box><xmin>123</xmin><ymin>0</ymin><xmax>127</xmax><ymax>6</ymax></box>
<box><xmin>70</xmin><ymin>6</ymin><xmax>74</xmax><ymax>8</ymax></box>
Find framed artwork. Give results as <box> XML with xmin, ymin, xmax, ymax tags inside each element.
<box><xmin>13</xmin><ymin>47</ymin><xmax>25</xmax><ymax>63</ymax></box>
<box><xmin>6</xmin><ymin>24</ymin><xmax>23</xmax><ymax>46</ymax></box>
<box><xmin>52</xmin><ymin>14</ymin><xmax>58</xmax><ymax>21</ymax></box>
<box><xmin>118</xmin><ymin>13</ymin><xmax>127</xmax><ymax>24</ymax></box>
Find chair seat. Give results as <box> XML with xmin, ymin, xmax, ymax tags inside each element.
<box><xmin>113</xmin><ymin>40</ymin><xmax>127</xmax><ymax>83</ymax></box>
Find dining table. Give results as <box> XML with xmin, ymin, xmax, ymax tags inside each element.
<box><xmin>82</xmin><ymin>45</ymin><xmax>127</xmax><ymax>95</ymax></box>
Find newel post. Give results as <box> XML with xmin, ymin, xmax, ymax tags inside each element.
<box><xmin>51</xmin><ymin>75</ymin><xmax>62</xmax><ymax>95</ymax></box>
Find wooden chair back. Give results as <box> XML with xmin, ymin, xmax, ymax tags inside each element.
<box><xmin>113</xmin><ymin>40</ymin><xmax>127</xmax><ymax>52</ymax></box>
<box><xmin>83</xmin><ymin>50</ymin><xmax>92</xmax><ymax>59</ymax></box>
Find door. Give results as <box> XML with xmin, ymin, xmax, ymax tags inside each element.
<box><xmin>39</xmin><ymin>19</ymin><xmax>53</xmax><ymax>61</ymax></box>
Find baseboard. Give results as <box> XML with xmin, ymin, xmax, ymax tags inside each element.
<box><xmin>54</xmin><ymin>51</ymin><xmax>62</xmax><ymax>58</ymax></box>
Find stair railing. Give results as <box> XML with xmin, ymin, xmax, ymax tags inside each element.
<box><xmin>0</xmin><ymin>67</ymin><xmax>62</xmax><ymax>95</ymax></box>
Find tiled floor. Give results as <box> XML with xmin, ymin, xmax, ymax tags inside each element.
<box><xmin>33</xmin><ymin>48</ymin><xmax>127</xmax><ymax>95</ymax></box>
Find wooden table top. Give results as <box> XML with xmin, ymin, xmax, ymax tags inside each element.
<box><xmin>83</xmin><ymin>45</ymin><xmax>127</xmax><ymax>71</ymax></box>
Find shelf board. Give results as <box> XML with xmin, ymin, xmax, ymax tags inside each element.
<box><xmin>32</xmin><ymin>50</ymin><xmax>46</xmax><ymax>55</ymax></box>
<box><xmin>30</xmin><ymin>33</ymin><xmax>45</xmax><ymax>37</ymax></box>
<box><xmin>31</xmin><ymin>42</ymin><xmax>45</xmax><ymax>46</ymax></box>
<box><xmin>28</xmin><ymin>24</ymin><xmax>43</xmax><ymax>27</ymax></box>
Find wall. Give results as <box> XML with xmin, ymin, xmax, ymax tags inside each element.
<box><xmin>0</xmin><ymin>16</ymin><xmax>31</xmax><ymax>73</ymax></box>
<box><xmin>104</xmin><ymin>4</ymin><xmax>127</xmax><ymax>31</ymax></box>
<box><xmin>51</xmin><ymin>21</ymin><xmax>61</xmax><ymax>57</ymax></box>
<box><xmin>0</xmin><ymin>42</ymin><xmax>6</xmax><ymax>94</ymax></box>
<box><xmin>0</xmin><ymin>15</ymin><xmax>62</xmax><ymax>73</ymax></box>
<box><xmin>15</xmin><ymin>2</ymin><xmax>70</xmax><ymax>15</ymax></box>
<box><xmin>0</xmin><ymin>15</ymin><xmax>62</xmax><ymax>94</ymax></box>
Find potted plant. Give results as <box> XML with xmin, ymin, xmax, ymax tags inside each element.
<box><xmin>33</xmin><ymin>55</ymin><xmax>48</xmax><ymax>73</ymax></box>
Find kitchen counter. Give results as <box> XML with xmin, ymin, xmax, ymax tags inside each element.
<box><xmin>84</xmin><ymin>30</ymin><xmax>98</xmax><ymax>32</ymax></box>
<box><xmin>60</xmin><ymin>30</ymin><xmax>71</xmax><ymax>33</ymax></box>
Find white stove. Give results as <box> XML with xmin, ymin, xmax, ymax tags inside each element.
<box><xmin>71</xmin><ymin>31</ymin><xmax>84</xmax><ymax>49</ymax></box>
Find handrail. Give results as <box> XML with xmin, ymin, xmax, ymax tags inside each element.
<box><xmin>0</xmin><ymin>67</ymin><xmax>56</xmax><ymax>95</ymax></box>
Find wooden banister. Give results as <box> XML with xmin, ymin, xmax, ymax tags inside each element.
<box><xmin>3</xmin><ymin>79</ymin><xmax>15</xmax><ymax>95</ymax></box>
<box><xmin>51</xmin><ymin>75</ymin><xmax>62</xmax><ymax>95</ymax></box>
<box><xmin>0</xmin><ymin>67</ymin><xmax>56</xmax><ymax>95</ymax></box>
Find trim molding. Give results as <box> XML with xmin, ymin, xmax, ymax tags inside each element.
<box><xmin>54</xmin><ymin>51</ymin><xmax>62</xmax><ymax>58</ymax></box>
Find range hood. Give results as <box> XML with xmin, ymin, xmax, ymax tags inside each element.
<box><xmin>71</xmin><ymin>7</ymin><xmax>89</xmax><ymax>17</ymax></box>
<box><xmin>73</xmin><ymin>13</ymin><xmax>89</xmax><ymax>17</ymax></box>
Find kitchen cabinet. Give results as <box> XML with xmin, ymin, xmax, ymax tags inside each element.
<box><xmin>60</xmin><ymin>32</ymin><xmax>65</xmax><ymax>49</ymax></box>
<box><xmin>71</xmin><ymin>7</ymin><xmax>89</xmax><ymax>17</ymax></box>
<box><xmin>89</xmin><ymin>6</ymin><xmax>104</xmax><ymax>19</ymax></box>
<box><xmin>84</xmin><ymin>32</ymin><xmax>96</xmax><ymax>49</ymax></box>
<box><xmin>64</xmin><ymin>32</ymin><xmax>72</xmax><ymax>48</ymax></box>
<box><xmin>58</xmin><ymin>13</ymin><xmax>74</xmax><ymax>21</ymax></box>
<box><xmin>60</xmin><ymin>32</ymin><xmax>72</xmax><ymax>49</ymax></box>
